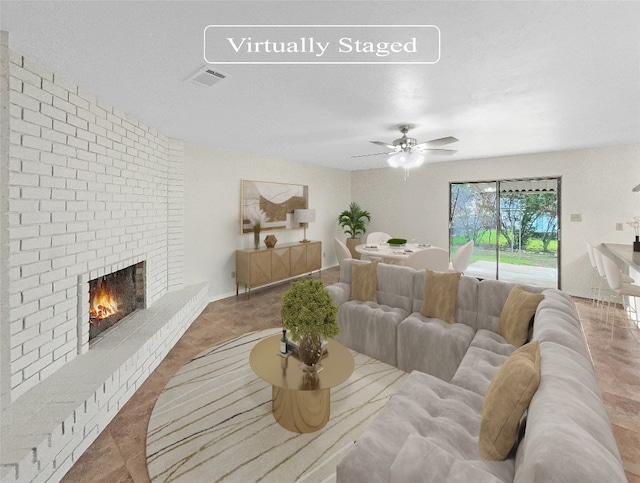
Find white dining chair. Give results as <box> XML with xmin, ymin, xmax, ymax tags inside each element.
<box><xmin>334</xmin><ymin>238</ymin><xmax>351</xmax><ymax>266</ymax></box>
<box><xmin>448</xmin><ymin>240</ymin><xmax>474</xmax><ymax>274</ymax></box>
<box><xmin>366</xmin><ymin>232</ymin><xmax>392</xmax><ymax>244</ymax></box>
<box><xmin>335</xmin><ymin>238</ymin><xmax>353</xmax><ymax>282</ymax></box>
<box><xmin>404</xmin><ymin>247</ymin><xmax>449</xmax><ymax>272</ymax></box>
<box><xmin>601</xmin><ymin>253</ymin><xmax>640</xmax><ymax>336</ymax></box>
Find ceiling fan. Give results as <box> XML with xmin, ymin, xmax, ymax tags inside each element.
<box><xmin>352</xmin><ymin>125</ymin><xmax>459</xmax><ymax>160</ymax></box>
<box><xmin>352</xmin><ymin>125</ymin><xmax>458</xmax><ymax>180</ymax></box>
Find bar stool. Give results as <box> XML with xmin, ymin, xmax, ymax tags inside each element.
<box><xmin>592</xmin><ymin>246</ymin><xmax>634</xmax><ymax>315</ymax></box>
<box><xmin>601</xmin><ymin>254</ymin><xmax>640</xmax><ymax>337</ymax></box>
<box><xmin>585</xmin><ymin>242</ymin><xmax>601</xmax><ymax>306</ymax></box>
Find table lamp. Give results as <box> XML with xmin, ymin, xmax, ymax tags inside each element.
<box><xmin>293</xmin><ymin>209</ymin><xmax>315</xmax><ymax>243</ymax></box>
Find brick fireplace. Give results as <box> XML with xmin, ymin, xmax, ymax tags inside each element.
<box><xmin>1</xmin><ymin>41</ymin><xmax>206</xmax><ymax>483</ymax></box>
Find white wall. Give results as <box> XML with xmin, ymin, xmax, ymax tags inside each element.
<box><xmin>183</xmin><ymin>142</ymin><xmax>351</xmax><ymax>300</ymax></box>
<box><xmin>351</xmin><ymin>144</ymin><xmax>640</xmax><ymax>298</ymax></box>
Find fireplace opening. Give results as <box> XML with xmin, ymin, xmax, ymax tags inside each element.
<box><xmin>89</xmin><ymin>262</ymin><xmax>145</xmax><ymax>342</ymax></box>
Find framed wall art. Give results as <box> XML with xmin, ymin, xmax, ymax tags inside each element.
<box><xmin>241</xmin><ymin>179</ymin><xmax>309</xmax><ymax>233</ymax></box>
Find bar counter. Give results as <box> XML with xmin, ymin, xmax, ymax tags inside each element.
<box><xmin>602</xmin><ymin>243</ymin><xmax>640</xmax><ymax>279</ymax></box>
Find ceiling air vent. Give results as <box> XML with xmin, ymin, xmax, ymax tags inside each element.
<box><xmin>186</xmin><ymin>67</ymin><xmax>228</xmax><ymax>87</ymax></box>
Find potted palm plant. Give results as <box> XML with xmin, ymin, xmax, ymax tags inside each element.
<box><xmin>338</xmin><ymin>202</ymin><xmax>371</xmax><ymax>259</ymax></box>
<box><xmin>281</xmin><ymin>278</ymin><xmax>339</xmax><ymax>372</ymax></box>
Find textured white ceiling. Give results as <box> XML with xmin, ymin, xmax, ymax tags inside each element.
<box><xmin>2</xmin><ymin>1</ymin><xmax>639</xmax><ymax>170</ymax></box>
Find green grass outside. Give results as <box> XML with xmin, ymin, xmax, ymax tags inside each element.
<box><xmin>451</xmin><ymin>230</ymin><xmax>558</xmax><ymax>269</ymax></box>
<box><xmin>452</xmin><ymin>230</ymin><xmax>557</xmax><ymax>252</ymax></box>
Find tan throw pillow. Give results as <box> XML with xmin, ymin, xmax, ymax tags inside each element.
<box><xmin>479</xmin><ymin>340</ymin><xmax>541</xmax><ymax>460</ymax></box>
<box><xmin>419</xmin><ymin>269</ymin><xmax>461</xmax><ymax>324</ymax></box>
<box><xmin>497</xmin><ymin>285</ymin><xmax>544</xmax><ymax>347</ymax></box>
<box><xmin>350</xmin><ymin>261</ymin><xmax>378</xmax><ymax>302</ymax></box>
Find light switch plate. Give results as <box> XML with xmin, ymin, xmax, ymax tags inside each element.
<box><xmin>616</xmin><ymin>223</ymin><xmax>624</xmax><ymax>231</ymax></box>
<box><xmin>570</xmin><ymin>214</ymin><xmax>582</xmax><ymax>222</ymax></box>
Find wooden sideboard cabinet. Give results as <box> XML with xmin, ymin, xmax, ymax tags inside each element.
<box><xmin>236</xmin><ymin>241</ymin><xmax>322</xmax><ymax>298</ymax></box>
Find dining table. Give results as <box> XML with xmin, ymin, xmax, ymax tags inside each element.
<box><xmin>355</xmin><ymin>242</ymin><xmax>434</xmax><ymax>265</ymax></box>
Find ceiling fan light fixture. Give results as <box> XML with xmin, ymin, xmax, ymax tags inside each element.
<box><xmin>387</xmin><ymin>152</ymin><xmax>403</xmax><ymax>168</ymax></box>
<box><xmin>387</xmin><ymin>151</ymin><xmax>424</xmax><ymax>169</ymax></box>
<box><xmin>409</xmin><ymin>152</ymin><xmax>424</xmax><ymax>168</ymax></box>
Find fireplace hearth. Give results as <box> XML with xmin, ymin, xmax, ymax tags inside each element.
<box><xmin>89</xmin><ymin>262</ymin><xmax>145</xmax><ymax>341</ymax></box>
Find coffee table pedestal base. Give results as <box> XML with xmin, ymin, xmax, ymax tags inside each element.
<box><xmin>272</xmin><ymin>386</ymin><xmax>329</xmax><ymax>433</ymax></box>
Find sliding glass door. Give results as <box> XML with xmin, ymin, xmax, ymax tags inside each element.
<box><xmin>449</xmin><ymin>178</ymin><xmax>560</xmax><ymax>288</ymax></box>
<box><xmin>450</xmin><ymin>182</ymin><xmax>499</xmax><ymax>281</ymax></box>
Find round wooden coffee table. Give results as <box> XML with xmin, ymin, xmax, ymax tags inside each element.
<box><xmin>249</xmin><ymin>334</ymin><xmax>354</xmax><ymax>433</ymax></box>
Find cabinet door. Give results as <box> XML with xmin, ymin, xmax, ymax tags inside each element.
<box><xmin>307</xmin><ymin>242</ymin><xmax>322</xmax><ymax>272</ymax></box>
<box><xmin>290</xmin><ymin>244</ymin><xmax>307</xmax><ymax>276</ymax></box>
<box><xmin>271</xmin><ymin>247</ymin><xmax>291</xmax><ymax>281</ymax></box>
<box><xmin>250</xmin><ymin>251</ymin><xmax>272</xmax><ymax>286</ymax></box>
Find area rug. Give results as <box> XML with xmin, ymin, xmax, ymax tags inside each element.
<box><xmin>146</xmin><ymin>329</ymin><xmax>408</xmax><ymax>482</ymax></box>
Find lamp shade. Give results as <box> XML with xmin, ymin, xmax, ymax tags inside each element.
<box><xmin>294</xmin><ymin>209</ymin><xmax>316</xmax><ymax>224</ymax></box>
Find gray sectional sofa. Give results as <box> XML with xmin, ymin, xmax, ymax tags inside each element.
<box><xmin>326</xmin><ymin>259</ymin><xmax>626</xmax><ymax>482</ymax></box>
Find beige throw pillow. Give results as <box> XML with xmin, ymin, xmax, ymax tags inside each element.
<box><xmin>350</xmin><ymin>261</ymin><xmax>378</xmax><ymax>302</ymax></box>
<box><xmin>479</xmin><ymin>340</ymin><xmax>541</xmax><ymax>460</ymax></box>
<box><xmin>497</xmin><ymin>285</ymin><xmax>544</xmax><ymax>347</ymax></box>
<box><xmin>419</xmin><ymin>269</ymin><xmax>461</xmax><ymax>324</ymax></box>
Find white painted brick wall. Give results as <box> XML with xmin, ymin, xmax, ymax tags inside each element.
<box><xmin>2</xmin><ymin>48</ymin><xmax>198</xmax><ymax>483</ymax></box>
<box><xmin>7</xmin><ymin>50</ymin><xmax>172</xmax><ymax>399</ymax></box>
<box><xmin>167</xmin><ymin>138</ymin><xmax>184</xmax><ymax>290</ymax></box>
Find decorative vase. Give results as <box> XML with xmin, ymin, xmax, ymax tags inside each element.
<box><xmin>302</xmin><ymin>371</ymin><xmax>320</xmax><ymax>389</ymax></box>
<box><xmin>253</xmin><ymin>224</ymin><xmax>261</xmax><ymax>249</ymax></box>
<box><xmin>264</xmin><ymin>234</ymin><xmax>277</xmax><ymax>248</ymax></box>
<box><xmin>298</xmin><ymin>332</ymin><xmax>323</xmax><ymax>373</ymax></box>
<box><xmin>634</xmin><ymin>235</ymin><xmax>640</xmax><ymax>253</ymax></box>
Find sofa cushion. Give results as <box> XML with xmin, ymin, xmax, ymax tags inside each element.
<box><xmin>451</xmin><ymin>330</ymin><xmax>516</xmax><ymax>397</ymax></box>
<box><xmin>480</xmin><ymin>341</ymin><xmax>541</xmax><ymax>460</ymax></box>
<box><xmin>335</xmin><ymin>301</ymin><xmax>407</xmax><ymax>367</ymax></box>
<box><xmin>420</xmin><ymin>269</ymin><xmax>462</xmax><ymax>324</ymax></box>
<box><xmin>397</xmin><ymin>314</ymin><xmax>474</xmax><ymax>381</ymax></box>
<box><xmin>533</xmin><ymin>289</ymin><xmax>593</xmax><ymax>361</ymax></box>
<box><xmin>350</xmin><ymin>260</ymin><xmax>378</xmax><ymax>302</ymax></box>
<box><xmin>477</xmin><ymin>280</ymin><xmax>544</xmax><ymax>333</ymax></box>
<box><xmin>376</xmin><ymin>262</ymin><xmax>415</xmax><ymax>314</ymax></box>
<box><xmin>470</xmin><ymin>329</ymin><xmax>517</xmax><ymax>356</ymax></box>
<box><xmin>389</xmin><ymin>435</ymin><xmax>509</xmax><ymax>483</ymax></box>
<box><xmin>336</xmin><ymin>370</ymin><xmax>514</xmax><ymax>483</ymax></box>
<box><xmin>497</xmin><ymin>285</ymin><xmax>544</xmax><ymax>347</ymax></box>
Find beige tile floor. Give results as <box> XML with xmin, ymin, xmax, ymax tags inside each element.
<box><xmin>61</xmin><ymin>267</ymin><xmax>640</xmax><ymax>482</ymax></box>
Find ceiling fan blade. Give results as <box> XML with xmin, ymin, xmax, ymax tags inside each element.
<box><xmin>414</xmin><ymin>136</ymin><xmax>459</xmax><ymax>148</ymax></box>
<box><xmin>350</xmin><ymin>151</ymin><xmax>392</xmax><ymax>158</ymax></box>
<box><xmin>418</xmin><ymin>148</ymin><xmax>458</xmax><ymax>155</ymax></box>
<box><xmin>370</xmin><ymin>141</ymin><xmax>398</xmax><ymax>150</ymax></box>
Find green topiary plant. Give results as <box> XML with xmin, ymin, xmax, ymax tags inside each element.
<box><xmin>338</xmin><ymin>202</ymin><xmax>371</xmax><ymax>239</ymax></box>
<box><xmin>281</xmin><ymin>278</ymin><xmax>339</xmax><ymax>342</ymax></box>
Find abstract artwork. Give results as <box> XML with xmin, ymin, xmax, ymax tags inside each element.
<box><xmin>241</xmin><ymin>180</ymin><xmax>308</xmax><ymax>233</ymax></box>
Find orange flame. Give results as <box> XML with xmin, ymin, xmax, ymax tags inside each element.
<box><xmin>90</xmin><ymin>285</ymin><xmax>118</xmax><ymax>320</ymax></box>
